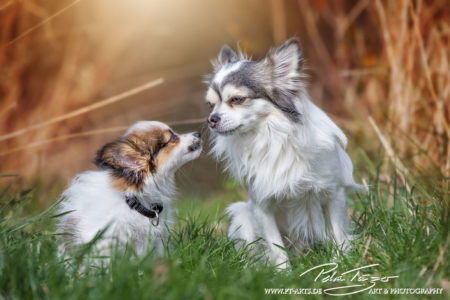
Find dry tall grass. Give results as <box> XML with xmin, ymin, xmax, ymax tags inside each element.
<box><xmin>0</xmin><ymin>0</ymin><xmax>146</xmax><ymax>180</ymax></box>
<box><xmin>292</xmin><ymin>0</ymin><xmax>449</xmax><ymax>179</ymax></box>
<box><xmin>0</xmin><ymin>0</ymin><xmax>218</xmax><ymax>182</ymax></box>
<box><xmin>373</xmin><ymin>0</ymin><xmax>449</xmax><ymax>179</ymax></box>
<box><xmin>0</xmin><ymin>0</ymin><xmax>448</xmax><ymax>188</ymax></box>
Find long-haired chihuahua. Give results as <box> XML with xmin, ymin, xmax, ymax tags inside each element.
<box><xmin>205</xmin><ymin>38</ymin><xmax>362</xmax><ymax>268</ymax></box>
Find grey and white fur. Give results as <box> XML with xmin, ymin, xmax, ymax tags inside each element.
<box><xmin>205</xmin><ymin>38</ymin><xmax>362</xmax><ymax>269</ymax></box>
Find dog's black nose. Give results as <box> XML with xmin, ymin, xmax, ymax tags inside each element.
<box><xmin>193</xmin><ymin>131</ymin><xmax>201</xmax><ymax>138</ymax></box>
<box><xmin>210</xmin><ymin>114</ymin><xmax>221</xmax><ymax>123</ymax></box>
<box><xmin>208</xmin><ymin>114</ymin><xmax>221</xmax><ymax>128</ymax></box>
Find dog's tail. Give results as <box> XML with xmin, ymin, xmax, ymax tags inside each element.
<box><xmin>336</xmin><ymin>143</ymin><xmax>366</xmax><ymax>194</ymax></box>
<box><xmin>345</xmin><ymin>183</ymin><xmax>366</xmax><ymax>194</ymax></box>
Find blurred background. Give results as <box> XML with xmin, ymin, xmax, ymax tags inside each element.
<box><xmin>0</xmin><ymin>0</ymin><xmax>448</xmax><ymax>206</ymax></box>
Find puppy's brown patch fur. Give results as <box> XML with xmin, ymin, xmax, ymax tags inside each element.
<box><xmin>155</xmin><ymin>140</ymin><xmax>179</xmax><ymax>169</ymax></box>
<box><xmin>112</xmin><ymin>177</ymin><xmax>139</xmax><ymax>192</ymax></box>
<box><xmin>95</xmin><ymin>127</ymin><xmax>180</xmax><ymax>190</ymax></box>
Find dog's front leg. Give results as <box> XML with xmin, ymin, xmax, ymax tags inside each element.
<box><xmin>253</xmin><ymin>203</ymin><xmax>290</xmax><ymax>269</ymax></box>
<box><xmin>227</xmin><ymin>201</ymin><xmax>290</xmax><ymax>269</ymax></box>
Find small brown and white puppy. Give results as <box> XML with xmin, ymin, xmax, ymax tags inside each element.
<box><xmin>57</xmin><ymin>121</ymin><xmax>202</xmax><ymax>254</ymax></box>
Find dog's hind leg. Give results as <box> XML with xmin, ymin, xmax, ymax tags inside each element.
<box><xmin>324</xmin><ymin>188</ymin><xmax>352</xmax><ymax>252</ymax></box>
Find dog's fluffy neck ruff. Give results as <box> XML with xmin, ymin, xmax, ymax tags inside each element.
<box><xmin>211</xmin><ymin>94</ymin><xmax>348</xmax><ymax>206</ymax></box>
<box><xmin>122</xmin><ymin>172</ymin><xmax>176</xmax><ymax>207</ymax></box>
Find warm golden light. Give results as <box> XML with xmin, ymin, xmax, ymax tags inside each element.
<box><xmin>0</xmin><ymin>0</ymin><xmax>448</xmax><ymax>191</ymax></box>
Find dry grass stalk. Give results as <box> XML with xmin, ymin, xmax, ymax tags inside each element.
<box><xmin>0</xmin><ymin>117</ymin><xmax>205</xmax><ymax>157</ymax></box>
<box><xmin>0</xmin><ymin>0</ymin><xmax>162</xmax><ymax>179</ymax></box>
<box><xmin>0</xmin><ymin>78</ymin><xmax>164</xmax><ymax>142</ymax></box>
<box><xmin>426</xmin><ymin>234</ymin><xmax>450</xmax><ymax>286</ymax></box>
<box><xmin>375</xmin><ymin>0</ymin><xmax>449</xmax><ymax>178</ymax></box>
<box><xmin>5</xmin><ymin>0</ymin><xmax>81</xmax><ymax>46</ymax></box>
<box><xmin>298</xmin><ymin>0</ymin><xmax>449</xmax><ymax>178</ymax></box>
<box><xmin>368</xmin><ymin>117</ymin><xmax>409</xmax><ymax>178</ymax></box>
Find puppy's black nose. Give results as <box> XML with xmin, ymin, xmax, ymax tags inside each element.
<box><xmin>208</xmin><ymin>114</ymin><xmax>221</xmax><ymax>128</ymax></box>
<box><xmin>193</xmin><ymin>131</ymin><xmax>201</xmax><ymax>138</ymax></box>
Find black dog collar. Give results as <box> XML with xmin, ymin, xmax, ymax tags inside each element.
<box><xmin>125</xmin><ymin>195</ymin><xmax>163</xmax><ymax>226</ymax></box>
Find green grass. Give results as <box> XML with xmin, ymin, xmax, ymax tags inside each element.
<box><xmin>0</xmin><ymin>153</ymin><xmax>448</xmax><ymax>299</ymax></box>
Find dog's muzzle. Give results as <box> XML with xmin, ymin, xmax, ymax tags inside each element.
<box><xmin>188</xmin><ymin>132</ymin><xmax>202</xmax><ymax>152</ymax></box>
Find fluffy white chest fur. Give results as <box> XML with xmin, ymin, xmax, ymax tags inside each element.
<box><xmin>212</xmin><ymin>99</ymin><xmax>356</xmax><ymax>203</ymax></box>
<box><xmin>58</xmin><ymin>170</ymin><xmax>174</xmax><ymax>254</ymax></box>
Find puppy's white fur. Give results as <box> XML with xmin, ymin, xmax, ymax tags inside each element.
<box><xmin>58</xmin><ymin>170</ymin><xmax>172</xmax><ymax>254</ymax></box>
<box><xmin>57</xmin><ymin>121</ymin><xmax>202</xmax><ymax>255</ymax></box>
<box><xmin>207</xmin><ymin>39</ymin><xmax>361</xmax><ymax>268</ymax></box>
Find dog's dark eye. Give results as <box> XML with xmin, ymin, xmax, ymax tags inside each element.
<box><xmin>229</xmin><ymin>97</ymin><xmax>246</xmax><ymax>106</ymax></box>
<box><xmin>169</xmin><ymin>133</ymin><xmax>178</xmax><ymax>142</ymax></box>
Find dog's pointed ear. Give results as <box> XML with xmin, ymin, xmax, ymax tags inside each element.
<box><xmin>94</xmin><ymin>140</ymin><xmax>147</xmax><ymax>185</ymax></box>
<box><xmin>263</xmin><ymin>38</ymin><xmax>303</xmax><ymax>123</ymax></box>
<box><xmin>218</xmin><ymin>45</ymin><xmax>238</xmax><ymax>66</ymax></box>
<box><xmin>266</xmin><ymin>38</ymin><xmax>304</xmax><ymax>92</ymax></box>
